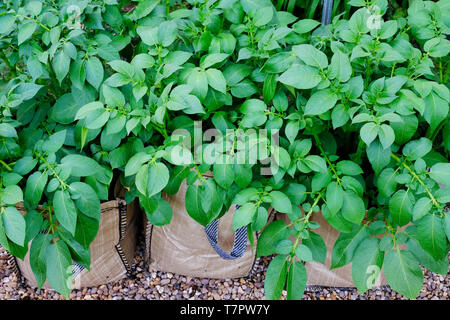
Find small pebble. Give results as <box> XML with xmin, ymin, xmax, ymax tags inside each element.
<box><xmin>0</xmin><ymin>241</ymin><xmax>448</xmax><ymax>300</ymax></box>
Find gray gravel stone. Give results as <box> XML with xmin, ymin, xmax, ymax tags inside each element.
<box><xmin>1</xmin><ymin>241</ymin><xmax>448</xmax><ymax>300</ymax></box>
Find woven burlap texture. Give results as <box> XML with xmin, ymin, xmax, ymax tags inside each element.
<box><xmin>12</xmin><ymin>197</ymin><xmax>138</xmax><ymax>290</ymax></box>
<box><xmin>145</xmin><ymin>179</ymin><xmax>274</xmax><ymax>279</ymax></box>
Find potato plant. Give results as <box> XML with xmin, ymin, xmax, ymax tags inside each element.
<box><xmin>0</xmin><ymin>0</ymin><xmax>449</xmax><ymax>299</ymax></box>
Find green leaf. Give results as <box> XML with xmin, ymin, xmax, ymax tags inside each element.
<box><xmin>292</xmin><ymin>19</ymin><xmax>320</xmax><ymax>33</ymax></box>
<box><xmin>11</xmin><ymin>82</ymin><xmax>42</xmax><ymax>101</ymax></box>
<box><xmin>24</xmin><ymin>210</ymin><xmax>43</xmax><ymax>243</ymax></box>
<box><xmin>417</xmin><ymin>214</ymin><xmax>447</xmax><ymax>260</ymax></box>
<box><xmin>336</xmin><ymin>160</ymin><xmax>363</xmax><ymax>176</ymax></box>
<box><xmin>384</xmin><ymin>250</ymin><xmax>423</xmax><ymax>299</ymax></box>
<box><xmin>206</xmin><ymin>68</ymin><xmax>227</xmax><ymax>93</ymax></box>
<box><xmin>303</xmin><ymin>155</ymin><xmax>327</xmax><ymax>173</ymax></box>
<box><xmin>25</xmin><ymin>171</ymin><xmax>48</xmax><ymax>208</ymax></box>
<box><xmin>13</xmin><ymin>156</ymin><xmax>37</xmax><ymax>175</ymax></box>
<box><xmin>158</xmin><ymin>20</ymin><xmax>178</xmax><ymax>47</ymax></box>
<box><xmin>304</xmin><ymin>89</ymin><xmax>338</xmax><ymax>115</ymax></box>
<box><xmin>85</xmin><ymin>57</ymin><xmax>104</xmax><ymax>90</ymax></box>
<box><xmin>253</xmin><ymin>6</ymin><xmax>273</xmax><ymax>27</ymax></box>
<box><xmin>233</xmin><ymin>203</ymin><xmax>257</xmax><ymax>231</ymax></box>
<box><xmin>366</xmin><ymin>140</ymin><xmax>391</xmax><ymax>175</ymax></box>
<box><xmin>257</xmin><ymin>220</ymin><xmax>290</xmax><ymax>256</ymax></box>
<box><xmin>341</xmin><ymin>190</ymin><xmax>365</xmax><ymax>225</ymax></box>
<box><xmin>241</xmin><ymin>98</ymin><xmax>266</xmax><ymax>113</ymax></box>
<box><xmin>263</xmin><ymin>74</ymin><xmax>277</xmax><ymax>104</ymax></box>
<box><xmin>379</xmin><ymin>20</ymin><xmax>397</xmax><ymax>39</ymax></box>
<box><xmin>187</xmin><ymin>69</ymin><xmax>209</xmax><ymax>100</ymax></box>
<box><xmin>75</xmin><ymin>101</ymin><xmax>103</xmax><ymax>120</ymax></box>
<box><xmin>145</xmin><ymin>198</ymin><xmax>173</xmax><ymax>226</ymax></box>
<box><xmin>131</xmin><ymin>53</ymin><xmax>155</xmax><ymax>69</ymax></box>
<box><xmin>326</xmin><ymin>181</ymin><xmax>344</xmax><ymax>215</ymax></box>
<box><xmin>125</xmin><ymin>152</ymin><xmax>152</xmax><ymax>176</ymax></box>
<box><xmin>233</xmin><ymin>188</ymin><xmax>259</xmax><ymax>206</ymax></box>
<box><xmin>108</xmin><ymin>60</ymin><xmax>134</xmax><ymax>77</ymax></box>
<box><xmin>144</xmin><ymin>163</ymin><xmax>170</xmax><ymax>197</ymax></box>
<box><xmin>406</xmin><ymin>237</ymin><xmax>449</xmax><ymax>276</ymax></box>
<box><xmin>1</xmin><ymin>185</ymin><xmax>23</xmax><ymax>205</ymax></box>
<box><xmin>389</xmin><ymin>190</ymin><xmax>413</xmax><ymax>227</ymax></box>
<box><xmin>429</xmin><ymin>163</ymin><xmax>450</xmax><ymax>186</ymax></box>
<box><xmin>286</xmin><ymin>261</ymin><xmax>307</xmax><ymax>300</ymax></box>
<box><xmin>277</xmin><ymin>65</ymin><xmax>322</xmax><ymax>89</ymax></box>
<box><xmin>292</xmin><ymin>44</ymin><xmax>328</xmax><ymax>69</ymax></box>
<box><xmin>30</xmin><ymin>233</ymin><xmax>52</xmax><ymax>289</ymax></box>
<box><xmin>213</xmin><ymin>163</ymin><xmax>234</xmax><ymax>189</ymax></box>
<box><xmin>377</xmin><ymin>168</ymin><xmax>398</xmax><ymax>198</ymax></box>
<box><xmin>261</xmin><ymin>52</ymin><xmax>295</xmax><ymax>74</ymax></box>
<box><xmin>269</xmin><ymin>191</ymin><xmax>292</xmax><ymax>214</ymax></box>
<box><xmin>60</xmin><ymin>154</ymin><xmax>102</xmax><ymax>177</ymax></box>
<box><xmin>264</xmin><ymin>255</ymin><xmax>288</xmax><ymax>300</ymax></box>
<box><xmin>85</xmin><ymin>108</ymin><xmax>110</xmax><ymax>130</ymax></box>
<box><xmin>275</xmin><ymin>240</ymin><xmax>292</xmax><ymax>254</ymax></box>
<box><xmin>200</xmin><ymin>53</ymin><xmax>229</xmax><ymax>69</ymax></box>
<box><xmin>185</xmin><ymin>180</ymin><xmax>223</xmax><ymax>226</ymax></box>
<box><xmin>53</xmin><ymin>190</ymin><xmax>77</xmax><ymax>236</ymax></box>
<box><xmin>106</xmin><ymin>73</ymin><xmax>131</xmax><ymax>87</ymax></box>
<box><xmin>223</xmin><ymin>64</ymin><xmax>252</xmax><ymax>86</ymax></box>
<box><xmin>360</xmin><ymin>122</ymin><xmax>379</xmax><ymax>146</ymax></box>
<box><xmin>378</xmin><ymin>124</ymin><xmax>395</xmax><ymax>149</ymax></box>
<box><xmin>352</xmin><ymin>238</ymin><xmax>384</xmax><ymax>294</ymax></box>
<box><xmin>233</xmin><ymin>164</ymin><xmax>253</xmax><ymax>188</ymax></box>
<box><xmin>46</xmin><ymin>240</ymin><xmax>73</xmax><ymax>298</ymax></box>
<box><xmin>412</xmin><ymin>197</ymin><xmax>432</xmax><ymax>221</ymax></box>
<box><xmin>136</xmin><ymin>25</ymin><xmax>159</xmax><ymax>46</ymax></box>
<box><xmin>69</xmin><ymin>182</ymin><xmax>100</xmax><ymax>220</ymax></box>
<box><xmin>2</xmin><ymin>207</ymin><xmax>26</xmax><ymax>246</ymax></box>
<box><xmin>0</xmin><ymin>216</ymin><xmax>10</xmax><ymax>252</ymax></box>
<box><xmin>0</xmin><ymin>123</ymin><xmax>17</xmax><ymax>138</ymax></box>
<box><xmin>18</xmin><ymin>21</ymin><xmax>37</xmax><ymax>45</ymax></box>
<box><xmin>402</xmin><ymin>138</ymin><xmax>432</xmax><ymax>160</ymax></box>
<box><xmin>295</xmin><ymin>244</ymin><xmax>313</xmax><ymax>262</ymax></box>
<box><xmin>53</xmin><ymin>50</ymin><xmax>70</xmax><ymax>84</ymax></box>
<box><xmin>329</xmin><ymin>51</ymin><xmax>352</xmax><ymax>83</ymax></box>
<box><xmin>445</xmin><ymin>214</ymin><xmax>450</xmax><ymax>242</ymax></box>
<box><xmin>74</xmin><ymin>214</ymin><xmax>99</xmax><ymax>249</ymax></box>
<box><xmin>423</xmin><ymin>92</ymin><xmax>448</xmax><ymax>137</ymax></box>
<box><xmin>51</xmin><ymin>94</ymin><xmax>80</xmax><ymax>124</ymax></box>
<box><xmin>0</xmin><ymin>14</ymin><xmax>15</xmax><ymax>34</ymax></box>
<box><xmin>331</xmin><ymin>226</ymin><xmax>369</xmax><ymax>269</ymax></box>
<box><xmin>285</xmin><ymin>121</ymin><xmax>299</xmax><ymax>144</ymax></box>
<box><xmin>42</xmin><ymin>130</ymin><xmax>66</xmax><ymax>154</ymax></box>
<box><xmin>302</xmin><ymin>231</ymin><xmax>326</xmax><ymax>263</ymax></box>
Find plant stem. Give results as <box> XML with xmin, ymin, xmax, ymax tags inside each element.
<box><xmin>290</xmin><ymin>194</ymin><xmax>322</xmax><ymax>257</ymax></box>
<box><xmin>194</xmin><ymin>164</ymin><xmax>206</xmax><ymax>183</ymax></box>
<box><xmin>38</xmin><ymin>155</ymin><xmax>69</xmax><ymax>190</ymax></box>
<box><xmin>390</xmin><ymin>153</ymin><xmax>442</xmax><ymax>211</ymax></box>
<box><xmin>313</xmin><ymin>133</ymin><xmax>341</xmax><ymax>184</ymax></box>
<box><xmin>0</xmin><ymin>160</ymin><xmax>12</xmax><ymax>171</ymax></box>
<box><xmin>47</xmin><ymin>207</ymin><xmax>56</xmax><ymax>235</ymax></box>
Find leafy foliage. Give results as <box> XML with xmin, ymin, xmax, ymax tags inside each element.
<box><xmin>0</xmin><ymin>0</ymin><xmax>449</xmax><ymax>299</ymax></box>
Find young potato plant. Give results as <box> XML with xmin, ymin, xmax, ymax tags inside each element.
<box><xmin>0</xmin><ymin>0</ymin><xmax>449</xmax><ymax>300</ymax></box>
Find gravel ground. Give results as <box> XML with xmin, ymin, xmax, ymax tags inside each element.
<box><xmin>0</xmin><ymin>242</ymin><xmax>448</xmax><ymax>300</ymax></box>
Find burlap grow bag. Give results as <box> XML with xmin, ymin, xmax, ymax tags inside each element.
<box><xmin>9</xmin><ymin>188</ymin><xmax>139</xmax><ymax>290</ymax></box>
<box><xmin>277</xmin><ymin>212</ymin><xmax>387</xmax><ymax>288</ymax></box>
<box><xmin>145</xmin><ymin>179</ymin><xmax>273</xmax><ymax>279</ymax></box>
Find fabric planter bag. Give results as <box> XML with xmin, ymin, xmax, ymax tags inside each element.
<box><xmin>8</xmin><ymin>185</ymin><xmax>139</xmax><ymax>290</ymax></box>
<box><xmin>276</xmin><ymin>211</ymin><xmax>388</xmax><ymax>289</ymax></box>
<box><xmin>144</xmin><ymin>179</ymin><xmax>273</xmax><ymax>279</ymax></box>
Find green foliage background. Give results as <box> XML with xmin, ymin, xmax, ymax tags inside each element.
<box><xmin>0</xmin><ymin>0</ymin><xmax>449</xmax><ymax>299</ymax></box>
